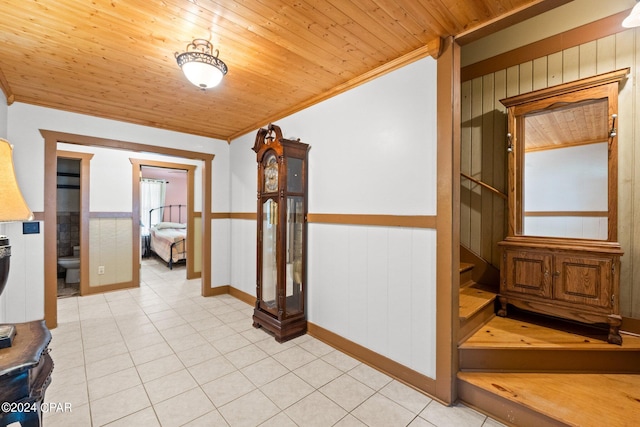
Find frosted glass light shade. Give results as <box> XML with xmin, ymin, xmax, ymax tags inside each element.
<box><xmin>622</xmin><ymin>2</ymin><xmax>640</xmax><ymax>28</ymax></box>
<box><xmin>0</xmin><ymin>138</ymin><xmax>33</xmax><ymax>222</ymax></box>
<box><xmin>175</xmin><ymin>39</ymin><xmax>228</xmax><ymax>90</ymax></box>
<box><xmin>181</xmin><ymin>61</ymin><xmax>224</xmax><ymax>89</ymax></box>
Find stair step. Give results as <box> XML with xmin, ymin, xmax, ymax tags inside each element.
<box><xmin>458</xmin><ymin>284</ymin><xmax>497</xmax><ymax>343</ymax></box>
<box><xmin>459</xmin><ymin>313</ymin><xmax>640</xmax><ymax>372</ymax></box>
<box><xmin>459</xmin><ymin>262</ymin><xmax>475</xmax><ymax>287</ymax></box>
<box><xmin>459</xmin><ymin>285</ymin><xmax>496</xmax><ymax>321</ymax></box>
<box><xmin>457</xmin><ymin>371</ymin><xmax>640</xmax><ymax>427</ymax></box>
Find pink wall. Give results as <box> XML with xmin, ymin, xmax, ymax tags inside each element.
<box><xmin>141</xmin><ymin>166</ymin><xmax>187</xmax><ymax>221</ymax></box>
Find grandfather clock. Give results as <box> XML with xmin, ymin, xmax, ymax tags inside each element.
<box><xmin>252</xmin><ymin>124</ymin><xmax>309</xmax><ymax>342</ymax></box>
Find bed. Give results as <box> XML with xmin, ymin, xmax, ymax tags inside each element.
<box><xmin>148</xmin><ymin>204</ymin><xmax>187</xmax><ymax>269</ymax></box>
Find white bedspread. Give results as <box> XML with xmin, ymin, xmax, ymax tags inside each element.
<box><xmin>150</xmin><ymin>226</ymin><xmax>187</xmax><ymax>264</ymax></box>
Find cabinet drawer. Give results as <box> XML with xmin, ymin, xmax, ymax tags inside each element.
<box><xmin>553</xmin><ymin>254</ymin><xmax>612</xmax><ymax>309</ymax></box>
<box><xmin>503</xmin><ymin>250</ymin><xmax>553</xmax><ymax>298</ymax></box>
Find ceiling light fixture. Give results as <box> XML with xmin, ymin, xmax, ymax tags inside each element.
<box><xmin>622</xmin><ymin>0</ymin><xmax>640</xmax><ymax>28</ymax></box>
<box><xmin>175</xmin><ymin>39</ymin><xmax>228</xmax><ymax>89</ymax></box>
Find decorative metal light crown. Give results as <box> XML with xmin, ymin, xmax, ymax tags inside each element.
<box><xmin>623</xmin><ymin>0</ymin><xmax>640</xmax><ymax>28</ymax></box>
<box><xmin>175</xmin><ymin>39</ymin><xmax>228</xmax><ymax>89</ymax></box>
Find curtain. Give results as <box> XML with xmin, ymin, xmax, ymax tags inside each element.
<box><xmin>140</xmin><ymin>178</ymin><xmax>166</xmax><ymax>234</ymax></box>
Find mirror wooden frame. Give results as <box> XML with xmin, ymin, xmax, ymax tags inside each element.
<box><xmin>502</xmin><ymin>68</ymin><xmax>628</xmax><ymax>241</ymax></box>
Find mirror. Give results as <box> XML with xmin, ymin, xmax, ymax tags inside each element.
<box><xmin>501</xmin><ymin>68</ymin><xmax>628</xmax><ymax>243</ymax></box>
<box><xmin>522</xmin><ymin>99</ymin><xmax>609</xmax><ymax>240</ymax></box>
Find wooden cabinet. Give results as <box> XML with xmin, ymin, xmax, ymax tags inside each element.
<box><xmin>498</xmin><ymin>237</ymin><xmax>623</xmax><ymax>344</ymax></box>
<box><xmin>502</xmin><ymin>248</ymin><xmax>552</xmax><ymax>299</ymax></box>
<box><xmin>553</xmin><ymin>253</ymin><xmax>614</xmax><ymax>308</ymax></box>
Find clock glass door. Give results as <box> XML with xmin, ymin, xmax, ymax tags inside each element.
<box><xmin>261</xmin><ymin>198</ymin><xmax>278</xmax><ymax>315</ymax></box>
<box><xmin>286</xmin><ymin>196</ymin><xmax>304</xmax><ymax>316</ymax></box>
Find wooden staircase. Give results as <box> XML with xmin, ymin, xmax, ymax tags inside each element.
<box><xmin>457</xmin><ymin>251</ymin><xmax>640</xmax><ymax>426</ymax></box>
<box><xmin>458</xmin><ymin>262</ymin><xmax>498</xmax><ymax>342</ymax></box>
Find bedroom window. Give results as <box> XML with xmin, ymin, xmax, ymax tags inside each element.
<box><xmin>140</xmin><ymin>178</ymin><xmax>166</xmax><ymax>234</ymax></box>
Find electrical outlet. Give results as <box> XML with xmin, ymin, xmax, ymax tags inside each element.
<box><xmin>98</xmin><ymin>266</ymin><xmax>105</xmax><ymax>275</ymax></box>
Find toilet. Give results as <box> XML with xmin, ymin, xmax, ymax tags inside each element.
<box><xmin>58</xmin><ymin>246</ymin><xmax>80</xmax><ymax>284</ymax></box>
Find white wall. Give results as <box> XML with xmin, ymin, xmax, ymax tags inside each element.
<box><xmin>230</xmin><ymin>57</ymin><xmax>438</xmax><ymax>378</ymax></box>
<box><xmin>524</xmin><ymin>143</ymin><xmax>608</xmax><ymax>239</ymax></box>
<box><xmin>7</xmin><ymin>104</ymin><xmax>226</xmax><ymax>213</ymax></box>
<box><xmin>2</xmin><ymin>55</ymin><xmax>439</xmax><ymax>378</ymax></box>
<box><xmin>525</xmin><ymin>143</ymin><xmax>608</xmax><ymax>212</ymax></box>
<box><xmin>0</xmin><ymin>104</ymin><xmax>229</xmax><ymax>323</ymax></box>
<box><xmin>56</xmin><ymin>143</ymin><xmax>206</xmax><ymax>213</ymax></box>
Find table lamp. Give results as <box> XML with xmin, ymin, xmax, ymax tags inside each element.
<box><xmin>0</xmin><ymin>138</ymin><xmax>33</xmax><ymax>348</ymax></box>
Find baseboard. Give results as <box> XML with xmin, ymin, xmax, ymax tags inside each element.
<box><xmin>83</xmin><ymin>280</ymin><xmax>135</xmax><ymax>295</ymax></box>
<box><xmin>207</xmin><ymin>285</ymin><xmax>230</xmax><ymax>297</ymax></box>
<box><xmin>220</xmin><ymin>288</ymin><xmax>438</xmax><ymax>400</ymax></box>
<box><xmin>307</xmin><ymin>322</ymin><xmax>437</xmax><ymax>399</ymax></box>
<box><xmin>228</xmin><ymin>286</ymin><xmax>255</xmax><ymax>306</ymax></box>
<box><xmin>622</xmin><ymin>316</ymin><xmax>640</xmax><ymax>336</ymax></box>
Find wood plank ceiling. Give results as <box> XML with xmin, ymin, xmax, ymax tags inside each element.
<box><xmin>524</xmin><ymin>99</ymin><xmax>609</xmax><ymax>152</ymax></box>
<box><xmin>0</xmin><ymin>0</ymin><xmax>570</xmax><ymax>141</ymax></box>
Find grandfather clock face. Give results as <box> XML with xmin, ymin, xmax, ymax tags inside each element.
<box><xmin>264</xmin><ymin>152</ymin><xmax>278</xmax><ymax>193</ymax></box>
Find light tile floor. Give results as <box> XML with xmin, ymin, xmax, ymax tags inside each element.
<box><xmin>43</xmin><ymin>258</ymin><xmax>505</xmax><ymax>427</ymax></box>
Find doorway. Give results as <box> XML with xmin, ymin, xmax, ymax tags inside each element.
<box><xmin>132</xmin><ymin>159</ymin><xmax>199</xmax><ymax>282</ymax></box>
<box><xmin>42</xmin><ymin>130</ymin><xmax>214</xmax><ymax>329</ymax></box>
<box><xmin>140</xmin><ymin>165</ymin><xmax>191</xmax><ymax>276</ymax></box>
<box><xmin>56</xmin><ymin>158</ymin><xmax>81</xmax><ymax>297</ymax></box>
<box><xmin>55</xmin><ymin>150</ymin><xmax>93</xmax><ymax>299</ymax></box>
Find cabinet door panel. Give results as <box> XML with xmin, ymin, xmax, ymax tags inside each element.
<box><xmin>504</xmin><ymin>251</ymin><xmax>552</xmax><ymax>298</ymax></box>
<box><xmin>553</xmin><ymin>255</ymin><xmax>612</xmax><ymax>308</ymax></box>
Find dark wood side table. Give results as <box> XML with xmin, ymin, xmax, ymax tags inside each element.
<box><xmin>0</xmin><ymin>320</ymin><xmax>53</xmax><ymax>427</ymax></box>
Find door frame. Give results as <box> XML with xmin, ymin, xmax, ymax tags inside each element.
<box><xmin>42</xmin><ymin>130</ymin><xmax>214</xmax><ymax>329</ymax></box>
<box><xmin>56</xmin><ymin>150</ymin><xmax>94</xmax><ymax>297</ymax></box>
<box><xmin>133</xmin><ymin>160</ymin><xmax>198</xmax><ymax>279</ymax></box>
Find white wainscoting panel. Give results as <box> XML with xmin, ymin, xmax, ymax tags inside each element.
<box><xmin>347</xmin><ymin>226</ymin><xmax>369</xmax><ymax>344</ymax></box>
<box><xmin>211</xmin><ymin>218</ymin><xmax>231</xmax><ymax>288</ymax></box>
<box><xmin>230</xmin><ymin>218</ymin><xmax>257</xmax><ymax>296</ymax></box>
<box><xmin>2</xmin><ymin>221</ymin><xmax>45</xmax><ymax>323</ymax></box>
<box><xmin>308</xmin><ymin>223</ymin><xmax>437</xmax><ymax>378</ymax></box>
<box><xmin>387</xmin><ymin>227</ymin><xmax>414</xmax><ymax>367</ymax></box>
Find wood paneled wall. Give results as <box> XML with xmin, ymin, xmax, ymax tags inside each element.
<box><xmin>461</xmin><ymin>28</ymin><xmax>640</xmax><ymax>318</ymax></box>
<box><xmin>460</xmin><ymin>66</ymin><xmax>508</xmax><ymax>269</ymax></box>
